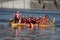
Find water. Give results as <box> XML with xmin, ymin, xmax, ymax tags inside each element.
<box><xmin>0</xmin><ymin>9</ymin><xmax>60</xmax><ymax>40</ymax></box>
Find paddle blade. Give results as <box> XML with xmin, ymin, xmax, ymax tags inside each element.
<box><xmin>52</xmin><ymin>17</ymin><xmax>55</xmax><ymax>24</ymax></box>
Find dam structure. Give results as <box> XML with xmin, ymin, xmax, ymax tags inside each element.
<box><xmin>0</xmin><ymin>0</ymin><xmax>31</xmax><ymax>9</ymax></box>
<box><xmin>0</xmin><ymin>0</ymin><xmax>60</xmax><ymax>10</ymax></box>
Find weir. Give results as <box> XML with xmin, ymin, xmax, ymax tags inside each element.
<box><xmin>0</xmin><ymin>0</ymin><xmax>60</xmax><ymax>10</ymax></box>
<box><xmin>0</xmin><ymin>0</ymin><xmax>31</xmax><ymax>9</ymax></box>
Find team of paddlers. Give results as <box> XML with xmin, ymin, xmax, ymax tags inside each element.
<box><xmin>13</xmin><ymin>11</ymin><xmax>50</xmax><ymax>25</ymax></box>
<box><xmin>11</xmin><ymin>11</ymin><xmax>51</xmax><ymax>37</ymax></box>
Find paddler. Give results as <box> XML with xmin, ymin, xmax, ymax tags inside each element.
<box><xmin>14</xmin><ymin>11</ymin><xmax>20</xmax><ymax>23</ymax></box>
<box><xmin>26</xmin><ymin>17</ymin><xmax>31</xmax><ymax>24</ymax></box>
<box><xmin>39</xmin><ymin>15</ymin><xmax>50</xmax><ymax>25</ymax></box>
<box><xmin>44</xmin><ymin>14</ymin><xmax>50</xmax><ymax>24</ymax></box>
<box><xmin>31</xmin><ymin>17</ymin><xmax>36</xmax><ymax>24</ymax></box>
<box><xmin>21</xmin><ymin>16</ymin><xmax>26</xmax><ymax>24</ymax></box>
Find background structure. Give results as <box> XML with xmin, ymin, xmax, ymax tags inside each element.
<box><xmin>0</xmin><ymin>0</ymin><xmax>60</xmax><ymax>10</ymax></box>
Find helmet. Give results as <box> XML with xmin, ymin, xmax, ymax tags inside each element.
<box><xmin>16</xmin><ymin>11</ymin><xmax>19</xmax><ymax>13</ymax></box>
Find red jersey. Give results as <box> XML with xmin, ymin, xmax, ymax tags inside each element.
<box><xmin>21</xmin><ymin>18</ymin><xmax>26</xmax><ymax>23</ymax></box>
<box><xmin>45</xmin><ymin>19</ymin><xmax>49</xmax><ymax>23</ymax></box>
<box><xmin>40</xmin><ymin>19</ymin><xmax>46</xmax><ymax>23</ymax></box>
<box><xmin>14</xmin><ymin>13</ymin><xmax>19</xmax><ymax>19</ymax></box>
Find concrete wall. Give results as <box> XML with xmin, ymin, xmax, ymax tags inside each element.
<box><xmin>0</xmin><ymin>0</ymin><xmax>31</xmax><ymax>9</ymax></box>
<box><xmin>25</xmin><ymin>0</ymin><xmax>31</xmax><ymax>9</ymax></box>
<box><xmin>0</xmin><ymin>0</ymin><xmax>60</xmax><ymax>10</ymax></box>
<box><xmin>1</xmin><ymin>1</ymin><xmax>13</xmax><ymax>8</ymax></box>
<box><xmin>0</xmin><ymin>2</ymin><xmax>1</xmax><ymax>8</ymax></box>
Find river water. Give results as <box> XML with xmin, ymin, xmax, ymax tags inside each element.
<box><xmin>0</xmin><ymin>9</ymin><xmax>60</xmax><ymax>40</ymax></box>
